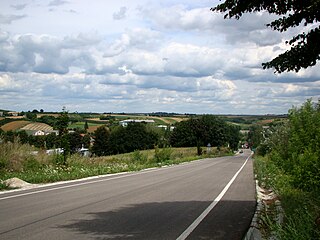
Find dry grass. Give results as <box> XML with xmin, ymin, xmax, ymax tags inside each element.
<box><xmin>36</xmin><ymin>113</ymin><xmax>59</xmax><ymax>118</ymax></box>
<box><xmin>1</xmin><ymin>121</ymin><xmax>30</xmax><ymax>131</ymax></box>
<box><xmin>257</xmin><ymin>119</ymin><xmax>275</xmax><ymax>125</ymax></box>
<box><xmin>5</xmin><ymin>116</ymin><xmax>25</xmax><ymax>119</ymax></box>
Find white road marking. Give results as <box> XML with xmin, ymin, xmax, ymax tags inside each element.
<box><xmin>0</xmin><ymin>157</ymin><xmax>223</xmax><ymax>201</ymax></box>
<box><xmin>0</xmin><ymin>168</ymin><xmax>163</xmax><ymax>201</ymax></box>
<box><xmin>176</xmin><ymin>155</ymin><xmax>251</xmax><ymax>240</ymax></box>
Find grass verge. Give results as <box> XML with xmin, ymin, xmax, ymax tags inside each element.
<box><xmin>254</xmin><ymin>155</ymin><xmax>320</xmax><ymax>239</ymax></box>
<box><xmin>0</xmin><ymin>142</ymin><xmax>232</xmax><ymax>189</ymax></box>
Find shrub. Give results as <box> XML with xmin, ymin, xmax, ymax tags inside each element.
<box><xmin>154</xmin><ymin>146</ymin><xmax>172</xmax><ymax>163</ymax></box>
<box><xmin>23</xmin><ymin>156</ymin><xmax>42</xmax><ymax>171</ymax></box>
<box><xmin>131</xmin><ymin>150</ymin><xmax>147</xmax><ymax>163</ymax></box>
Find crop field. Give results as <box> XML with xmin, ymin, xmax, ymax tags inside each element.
<box><xmin>109</xmin><ymin>114</ymin><xmax>187</xmax><ymax>125</ymax></box>
<box><xmin>68</xmin><ymin>121</ymin><xmax>107</xmax><ymax>133</ymax></box>
<box><xmin>0</xmin><ymin>121</ymin><xmax>30</xmax><ymax>131</ymax></box>
<box><xmin>21</xmin><ymin>122</ymin><xmax>53</xmax><ymax>132</ymax></box>
<box><xmin>87</xmin><ymin>125</ymin><xmax>104</xmax><ymax>133</ymax></box>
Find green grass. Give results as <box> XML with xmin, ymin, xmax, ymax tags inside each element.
<box><xmin>68</xmin><ymin>122</ymin><xmax>102</xmax><ymax>129</ymax></box>
<box><xmin>0</xmin><ymin>142</ymin><xmax>232</xmax><ymax>189</ymax></box>
<box><xmin>254</xmin><ymin>156</ymin><xmax>320</xmax><ymax>239</ymax></box>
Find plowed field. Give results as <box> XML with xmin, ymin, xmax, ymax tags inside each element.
<box><xmin>21</xmin><ymin>122</ymin><xmax>53</xmax><ymax>132</ymax></box>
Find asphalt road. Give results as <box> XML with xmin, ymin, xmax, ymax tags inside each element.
<box><xmin>0</xmin><ymin>150</ymin><xmax>255</xmax><ymax>240</ymax></box>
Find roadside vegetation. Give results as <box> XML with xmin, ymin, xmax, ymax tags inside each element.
<box><xmin>0</xmin><ymin>112</ymin><xmax>239</xmax><ymax>190</ymax></box>
<box><xmin>0</xmin><ymin>140</ymin><xmax>231</xmax><ymax>188</ymax></box>
<box><xmin>251</xmin><ymin>99</ymin><xmax>320</xmax><ymax>239</ymax></box>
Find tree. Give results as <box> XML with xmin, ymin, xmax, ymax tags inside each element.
<box><xmin>26</xmin><ymin>111</ymin><xmax>37</xmax><ymax>121</ymax></box>
<box><xmin>169</xmin><ymin>115</ymin><xmax>235</xmax><ymax>151</ymax></box>
<box><xmin>56</xmin><ymin>107</ymin><xmax>70</xmax><ymax>164</ymax></box>
<box><xmin>107</xmin><ymin>123</ymin><xmax>158</xmax><ymax>155</ymax></box>
<box><xmin>56</xmin><ymin>108</ymin><xmax>69</xmax><ymax>136</ymax></box>
<box><xmin>67</xmin><ymin>132</ymin><xmax>82</xmax><ymax>154</ymax></box>
<box><xmin>84</xmin><ymin>121</ymin><xmax>89</xmax><ymax>132</ymax></box>
<box><xmin>211</xmin><ymin>1</ymin><xmax>320</xmax><ymax>73</ymax></box>
<box><xmin>92</xmin><ymin>126</ymin><xmax>110</xmax><ymax>156</ymax></box>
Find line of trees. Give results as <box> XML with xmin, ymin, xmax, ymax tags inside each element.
<box><xmin>92</xmin><ymin>115</ymin><xmax>241</xmax><ymax>156</ymax></box>
<box><xmin>92</xmin><ymin>123</ymin><xmax>159</xmax><ymax>156</ymax></box>
<box><xmin>1</xmin><ymin>113</ymin><xmax>241</xmax><ymax>158</ymax></box>
<box><xmin>169</xmin><ymin>115</ymin><xmax>240</xmax><ymax>154</ymax></box>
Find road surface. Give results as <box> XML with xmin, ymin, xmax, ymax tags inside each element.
<box><xmin>0</xmin><ymin>150</ymin><xmax>255</xmax><ymax>239</ymax></box>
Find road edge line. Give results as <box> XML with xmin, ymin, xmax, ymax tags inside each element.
<box><xmin>176</xmin><ymin>154</ymin><xmax>251</xmax><ymax>240</ymax></box>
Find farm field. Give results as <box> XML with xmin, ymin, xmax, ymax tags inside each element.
<box><xmin>0</xmin><ymin>121</ymin><xmax>30</xmax><ymax>131</ymax></box>
<box><xmin>68</xmin><ymin>121</ymin><xmax>104</xmax><ymax>130</ymax></box>
<box><xmin>109</xmin><ymin>114</ymin><xmax>186</xmax><ymax>125</ymax></box>
<box><xmin>21</xmin><ymin>122</ymin><xmax>53</xmax><ymax>132</ymax></box>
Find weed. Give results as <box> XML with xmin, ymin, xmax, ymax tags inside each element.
<box><xmin>254</xmin><ymin>156</ymin><xmax>320</xmax><ymax>239</ymax></box>
<box><xmin>154</xmin><ymin>146</ymin><xmax>172</xmax><ymax>163</ymax></box>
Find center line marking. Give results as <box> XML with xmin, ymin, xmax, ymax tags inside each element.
<box><xmin>176</xmin><ymin>154</ymin><xmax>251</xmax><ymax>240</ymax></box>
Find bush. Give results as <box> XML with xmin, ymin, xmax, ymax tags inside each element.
<box><xmin>292</xmin><ymin>150</ymin><xmax>320</xmax><ymax>192</ymax></box>
<box><xmin>23</xmin><ymin>156</ymin><xmax>42</xmax><ymax>171</ymax></box>
<box><xmin>154</xmin><ymin>147</ymin><xmax>172</xmax><ymax>163</ymax></box>
<box><xmin>254</xmin><ymin>156</ymin><xmax>320</xmax><ymax>240</ymax></box>
<box><xmin>51</xmin><ymin>153</ymin><xmax>65</xmax><ymax>166</ymax></box>
<box><xmin>0</xmin><ymin>157</ymin><xmax>8</xmax><ymax>171</ymax></box>
<box><xmin>131</xmin><ymin>150</ymin><xmax>147</xmax><ymax>163</ymax></box>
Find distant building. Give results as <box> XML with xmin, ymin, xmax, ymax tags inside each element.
<box><xmin>8</xmin><ymin>111</ymin><xmax>19</xmax><ymax>117</ymax></box>
<box><xmin>33</xmin><ymin>130</ymin><xmax>46</xmax><ymax>136</ymax></box>
<box><xmin>240</xmin><ymin>130</ymin><xmax>249</xmax><ymax>135</ymax></box>
<box><xmin>157</xmin><ymin>125</ymin><xmax>175</xmax><ymax>131</ymax></box>
<box><xmin>0</xmin><ymin>112</ymin><xmax>3</xmax><ymax>117</ymax></box>
<box><xmin>27</xmin><ymin>130</ymin><xmax>59</xmax><ymax>136</ymax></box>
<box><xmin>119</xmin><ymin>119</ymin><xmax>155</xmax><ymax>127</ymax></box>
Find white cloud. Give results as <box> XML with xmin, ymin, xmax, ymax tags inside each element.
<box><xmin>49</xmin><ymin>0</ymin><xmax>69</xmax><ymax>7</ymax></box>
<box><xmin>0</xmin><ymin>0</ymin><xmax>319</xmax><ymax>114</ymax></box>
<box><xmin>113</xmin><ymin>7</ymin><xmax>127</xmax><ymax>20</ymax></box>
<box><xmin>0</xmin><ymin>14</ymin><xmax>27</xmax><ymax>24</ymax></box>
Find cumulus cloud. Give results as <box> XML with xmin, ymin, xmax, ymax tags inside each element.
<box><xmin>113</xmin><ymin>7</ymin><xmax>127</xmax><ymax>20</ymax></box>
<box><xmin>1</xmin><ymin>1</ymin><xmax>319</xmax><ymax>114</ymax></box>
<box><xmin>140</xmin><ymin>5</ymin><xmax>282</xmax><ymax>46</ymax></box>
<box><xmin>0</xmin><ymin>31</ymin><xmax>98</xmax><ymax>74</ymax></box>
<box><xmin>0</xmin><ymin>14</ymin><xmax>27</xmax><ymax>24</ymax></box>
<box><xmin>49</xmin><ymin>0</ymin><xmax>69</xmax><ymax>7</ymax></box>
<box><xmin>10</xmin><ymin>4</ymin><xmax>27</xmax><ymax>10</ymax></box>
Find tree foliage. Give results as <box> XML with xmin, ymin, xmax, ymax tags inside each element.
<box><xmin>92</xmin><ymin>126</ymin><xmax>110</xmax><ymax>156</ymax></box>
<box><xmin>253</xmin><ymin>99</ymin><xmax>320</xmax><ymax>193</ymax></box>
<box><xmin>107</xmin><ymin>123</ymin><xmax>158</xmax><ymax>155</ymax></box>
<box><xmin>211</xmin><ymin>0</ymin><xmax>320</xmax><ymax>73</ymax></box>
<box><xmin>169</xmin><ymin>115</ymin><xmax>240</xmax><ymax>151</ymax></box>
<box><xmin>56</xmin><ymin>108</ymin><xmax>69</xmax><ymax>136</ymax></box>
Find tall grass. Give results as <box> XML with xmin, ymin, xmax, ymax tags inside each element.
<box><xmin>0</xmin><ymin>141</ymin><xmax>232</xmax><ymax>189</ymax></box>
<box><xmin>254</xmin><ymin>156</ymin><xmax>320</xmax><ymax>239</ymax></box>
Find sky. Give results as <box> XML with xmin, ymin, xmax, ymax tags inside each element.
<box><xmin>0</xmin><ymin>0</ymin><xmax>319</xmax><ymax>114</ymax></box>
